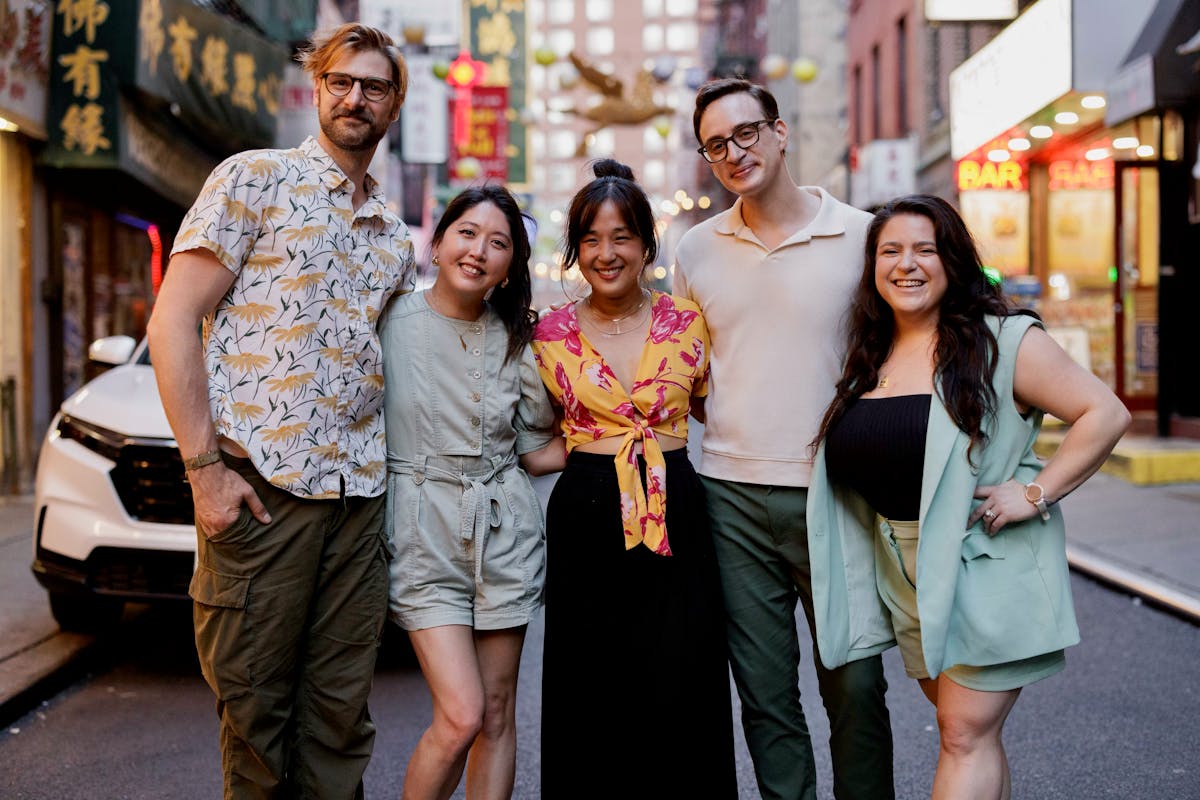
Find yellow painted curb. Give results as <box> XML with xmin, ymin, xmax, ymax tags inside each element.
<box><xmin>1035</xmin><ymin>432</ymin><xmax>1200</xmax><ymax>485</ymax></box>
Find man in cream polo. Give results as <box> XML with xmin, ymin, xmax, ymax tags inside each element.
<box><xmin>673</xmin><ymin>78</ymin><xmax>895</xmax><ymax>800</ymax></box>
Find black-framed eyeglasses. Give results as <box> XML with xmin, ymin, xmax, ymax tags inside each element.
<box><xmin>697</xmin><ymin>119</ymin><xmax>777</xmax><ymax>163</ymax></box>
<box><xmin>321</xmin><ymin>72</ymin><xmax>396</xmax><ymax>102</ymax></box>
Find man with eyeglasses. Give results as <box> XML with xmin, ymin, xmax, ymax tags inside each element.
<box><xmin>147</xmin><ymin>23</ymin><xmax>413</xmax><ymax>799</ymax></box>
<box><xmin>673</xmin><ymin>79</ymin><xmax>895</xmax><ymax>800</ymax></box>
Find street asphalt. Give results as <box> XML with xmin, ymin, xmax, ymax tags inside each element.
<box><xmin>1</xmin><ymin>439</ymin><xmax>1197</xmax><ymax>728</ymax></box>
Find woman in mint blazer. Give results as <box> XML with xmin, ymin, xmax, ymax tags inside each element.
<box><xmin>807</xmin><ymin>195</ymin><xmax>1130</xmax><ymax>800</ymax></box>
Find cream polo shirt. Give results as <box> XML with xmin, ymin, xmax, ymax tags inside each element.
<box><xmin>172</xmin><ymin>136</ymin><xmax>415</xmax><ymax>500</ymax></box>
<box><xmin>673</xmin><ymin>186</ymin><xmax>872</xmax><ymax>487</ymax></box>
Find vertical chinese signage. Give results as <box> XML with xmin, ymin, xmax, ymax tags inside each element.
<box><xmin>0</xmin><ymin>0</ymin><xmax>52</xmax><ymax>138</ymax></box>
<box><xmin>47</xmin><ymin>0</ymin><xmax>286</xmax><ymax>170</ymax></box>
<box><xmin>465</xmin><ymin>0</ymin><xmax>526</xmax><ymax>185</ymax></box>
<box><xmin>448</xmin><ymin>85</ymin><xmax>508</xmax><ymax>184</ymax></box>
<box><xmin>48</xmin><ymin>0</ymin><xmax>120</xmax><ymax>165</ymax></box>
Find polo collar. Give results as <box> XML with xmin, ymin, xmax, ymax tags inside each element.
<box><xmin>715</xmin><ymin>186</ymin><xmax>848</xmax><ymax>249</ymax></box>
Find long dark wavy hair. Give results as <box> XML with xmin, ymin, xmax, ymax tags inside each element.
<box><xmin>431</xmin><ymin>185</ymin><xmax>536</xmax><ymax>363</ymax></box>
<box><xmin>814</xmin><ymin>194</ymin><xmax>1034</xmax><ymax>461</ymax></box>
<box><xmin>561</xmin><ymin>159</ymin><xmax>658</xmax><ymax>272</ymax></box>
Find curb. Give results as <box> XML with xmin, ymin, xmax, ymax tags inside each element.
<box><xmin>0</xmin><ymin>631</ymin><xmax>97</xmax><ymax>728</ymax></box>
<box><xmin>1066</xmin><ymin>544</ymin><xmax>1200</xmax><ymax>625</ymax></box>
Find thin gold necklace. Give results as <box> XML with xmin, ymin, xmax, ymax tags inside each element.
<box><xmin>583</xmin><ymin>291</ymin><xmax>649</xmax><ymax>336</ymax></box>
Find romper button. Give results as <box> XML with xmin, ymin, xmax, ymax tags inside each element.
<box><xmin>470</xmin><ymin>416</ymin><xmax>480</xmax><ymax>427</ymax></box>
<box><xmin>471</xmin><ymin>325</ymin><xmax>482</xmax><ymax>334</ymax></box>
<box><xmin>471</xmin><ymin>392</ymin><xmax>481</xmax><ymax>402</ymax></box>
<box><xmin>472</xmin><ymin>348</ymin><xmax>481</xmax><ymax>356</ymax></box>
<box><xmin>472</xmin><ymin>370</ymin><xmax>480</xmax><ymax>379</ymax></box>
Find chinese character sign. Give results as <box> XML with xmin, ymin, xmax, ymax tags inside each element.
<box><xmin>448</xmin><ymin>85</ymin><xmax>508</xmax><ymax>183</ymax></box>
<box><xmin>136</xmin><ymin>0</ymin><xmax>286</xmax><ymax>149</ymax></box>
<box><xmin>47</xmin><ymin>0</ymin><xmax>118</xmax><ymax>163</ymax></box>
<box><xmin>467</xmin><ymin>0</ymin><xmax>526</xmax><ymax>185</ymax></box>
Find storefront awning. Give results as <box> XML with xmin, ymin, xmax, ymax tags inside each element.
<box><xmin>1105</xmin><ymin>0</ymin><xmax>1200</xmax><ymax>126</ymax></box>
<box><xmin>950</xmin><ymin>0</ymin><xmax>1158</xmax><ymax>160</ymax></box>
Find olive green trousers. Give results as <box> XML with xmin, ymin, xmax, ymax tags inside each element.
<box><xmin>191</xmin><ymin>454</ymin><xmax>389</xmax><ymax>800</ymax></box>
<box><xmin>703</xmin><ymin>477</ymin><xmax>895</xmax><ymax>800</ymax></box>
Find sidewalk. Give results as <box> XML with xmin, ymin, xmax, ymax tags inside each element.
<box><xmin>0</xmin><ymin>494</ymin><xmax>96</xmax><ymax>726</ymax></box>
<box><xmin>1</xmin><ymin>441</ymin><xmax>1198</xmax><ymax>725</ymax></box>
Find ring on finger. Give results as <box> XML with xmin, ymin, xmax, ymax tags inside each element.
<box><xmin>983</xmin><ymin>509</ymin><xmax>996</xmax><ymax>520</ymax></box>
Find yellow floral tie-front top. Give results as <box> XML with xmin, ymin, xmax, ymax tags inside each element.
<box><xmin>532</xmin><ymin>292</ymin><xmax>710</xmax><ymax>555</ymax></box>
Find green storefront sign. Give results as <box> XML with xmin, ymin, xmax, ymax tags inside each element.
<box><xmin>465</xmin><ymin>0</ymin><xmax>527</xmax><ymax>186</ymax></box>
<box><xmin>46</xmin><ymin>0</ymin><xmax>288</xmax><ymax>197</ymax></box>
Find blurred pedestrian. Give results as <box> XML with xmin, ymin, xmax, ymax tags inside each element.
<box><xmin>532</xmin><ymin>159</ymin><xmax>736</xmax><ymax>798</ymax></box>
<box><xmin>808</xmin><ymin>194</ymin><xmax>1131</xmax><ymax>799</ymax></box>
<box><xmin>148</xmin><ymin>23</ymin><xmax>413</xmax><ymax>799</ymax></box>
<box><xmin>380</xmin><ymin>185</ymin><xmax>563</xmax><ymax>800</ymax></box>
<box><xmin>674</xmin><ymin>78</ymin><xmax>894</xmax><ymax>800</ymax></box>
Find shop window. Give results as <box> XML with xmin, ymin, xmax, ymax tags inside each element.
<box><xmin>666</xmin><ymin>0</ymin><xmax>697</xmax><ymax>14</ymax></box>
<box><xmin>644</xmin><ymin>0</ymin><xmax>663</xmax><ymax>17</ymax></box>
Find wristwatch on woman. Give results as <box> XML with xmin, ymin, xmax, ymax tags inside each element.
<box><xmin>1023</xmin><ymin>481</ymin><xmax>1052</xmax><ymax>521</ymax></box>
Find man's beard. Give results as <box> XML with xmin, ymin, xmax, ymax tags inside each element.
<box><xmin>321</xmin><ymin>109</ymin><xmax>389</xmax><ymax>152</ymax></box>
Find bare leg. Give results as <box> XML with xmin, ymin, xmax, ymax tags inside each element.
<box><xmin>929</xmin><ymin>675</ymin><xmax>1020</xmax><ymax>800</ymax></box>
<box><xmin>465</xmin><ymin>627</ymin><xmax>527</xmax><ymax>800</ymax></box>
<box><xmin>402</xmin><ymin>626</ymin><xmax>485</xmax><ymax>800</ymax></box>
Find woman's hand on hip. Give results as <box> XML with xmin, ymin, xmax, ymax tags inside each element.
<box><xmin>969</xmin><ymin>479</ymin><xmax>1036</xmax><ymax>535</ymax></box>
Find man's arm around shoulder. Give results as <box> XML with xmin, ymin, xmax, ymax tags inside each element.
<box><xmin>147</xmin><ymin>249</ymin><xmax>271</xmax><ymax>536</ymax></box>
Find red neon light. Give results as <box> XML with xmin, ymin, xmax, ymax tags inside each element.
<box><xmin>148</xmin><ymin>224</ymin><xmax>163</xmax><ymax>294</ymax></box>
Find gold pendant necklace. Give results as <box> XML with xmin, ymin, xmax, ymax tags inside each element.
<box><xmin>584</xmin><ymin>291</ymin><xmax>649</xmax><ymax>336</ymax></box>
<box><xmin>878</xmin><ymin>376</ymin><xmax>890</xmax><ymax>388</ymax></box>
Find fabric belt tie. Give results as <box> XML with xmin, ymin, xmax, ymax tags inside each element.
<box><xmin>614</xmin><ymin>420</ymin><xmax>672</xmax><ymax>556</ymax></box>
<box><xmin>387</xmin><ymin>453</ymin><xmax>515</xmax><ymax>584</ymax></box>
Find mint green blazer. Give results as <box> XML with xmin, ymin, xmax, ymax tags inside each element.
<box><xmin>807</xmin><ymin>314</ymin><xmax>1080</xmax><ymax>677</ymax></box>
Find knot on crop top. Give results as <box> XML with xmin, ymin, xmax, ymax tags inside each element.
<box><xmin>531</xmin><ymin>292</ymin><xmax>710</xmax><ymax>554</ymax></box>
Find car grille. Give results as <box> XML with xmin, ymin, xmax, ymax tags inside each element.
<box><xmin>90</xmin><ymin>547</ymin><xmax>194</xmax><ymax>598</ymax></box>
<box><xmin>58</xmin><ymin>415</ymin><xmax>195</xmax><ymax>525</ymax></box>
<box><xmin>110</xmin><ymin>443</ymin><xmax>195</xmax><ymax>524</ymax></box>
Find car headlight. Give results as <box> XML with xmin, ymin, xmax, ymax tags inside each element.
<box><xmin>56</xmin><ymin>415</ymin><xmax>126</xmax><ymax>463</ymax></box>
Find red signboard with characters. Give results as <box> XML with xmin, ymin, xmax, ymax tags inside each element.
<box><xmin>448</xmin><ymin>85</ymin><xmax>509</xmax><ymax>183</ymax></box>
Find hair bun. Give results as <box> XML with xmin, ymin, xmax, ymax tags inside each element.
<box><xmin>592</xmin><ymin>158</ymin><xmax>634</xmax><ymax>182</ymax></box>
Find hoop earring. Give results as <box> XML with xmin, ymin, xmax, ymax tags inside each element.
<box><xmin>432</xmin><ymin>253</ymin><xmax>440</xmax><ymax>266</ymax></box>
<box><xmin>501</xmin><ymin>277</ymin><xmax>510</xmax><ymax>288</ymax></box>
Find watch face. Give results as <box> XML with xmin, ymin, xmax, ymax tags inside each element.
<box><xmin>1024</xmin><ymin>483</ymin><xmax>1044</xmax><ymax>504</ymax></box>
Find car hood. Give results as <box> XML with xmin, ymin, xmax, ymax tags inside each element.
<box><xmin>60</xmin><ymin>364</ymin><xmax>175</xmax><ymax>441</ymax></box>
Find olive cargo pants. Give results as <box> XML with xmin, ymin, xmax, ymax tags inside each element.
<box><xmin>190</xmin><ymin>454</ymin><xmax>389</xmax><ymax>800</ymax></box>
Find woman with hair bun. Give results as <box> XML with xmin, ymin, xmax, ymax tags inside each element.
<box><xmin>532</xmin><ymin>159</ymin><xmax>736</xmax><ymax>797</ymax></box>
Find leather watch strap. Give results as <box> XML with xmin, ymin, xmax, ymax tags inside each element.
<box><xmin>183</xmin><ymin>449</ymin><xmax>222</xmax><ymax>471</ymax></box>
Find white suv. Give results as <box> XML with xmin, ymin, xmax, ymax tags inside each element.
<box><xmin>32</xmin><ymin>336</ymin><xmax>195</xmax><ymax>632</ymax></box>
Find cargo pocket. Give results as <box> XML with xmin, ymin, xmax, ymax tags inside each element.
<box><xmin>190</xmin><ymin>564</ymin><xmax>253</xmax><ymax>698</ymax></box>
<box><xmin>190</xmin><ymin>564</ymin><xmax>250</xmax><ymax>608</ymax></box>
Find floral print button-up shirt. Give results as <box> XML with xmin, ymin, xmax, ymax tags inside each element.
<box><xmin>172</xmin><ymin>136</ymin><xmax>415</xmax><ymax>500</ymax></box>
<box><xmin>532</xmin><ymin>292</ymin><xmax>709</xmax><ymax>555</ymax></box>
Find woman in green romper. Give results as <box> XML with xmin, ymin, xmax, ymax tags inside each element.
<box><xmin>379</xmin><ymin>186</ymin><xmax>564</xmax><ymax>800</ymax></box>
